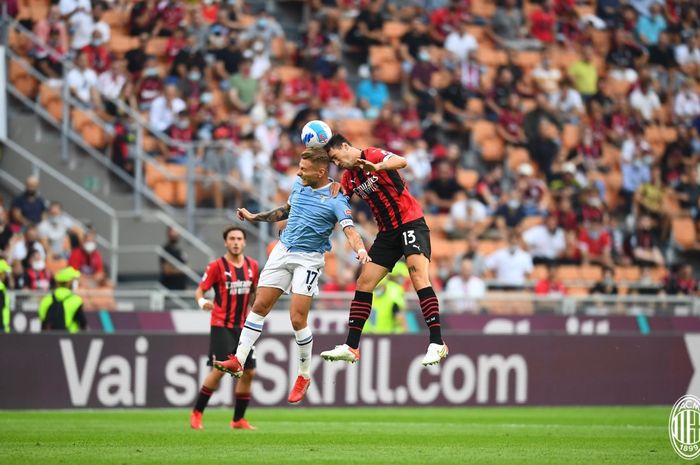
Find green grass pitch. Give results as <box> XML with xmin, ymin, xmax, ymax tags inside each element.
<box><xmin>0</xmin><ymin>407</ymin><xmax>683</xmax><ymax>464</ymax></box>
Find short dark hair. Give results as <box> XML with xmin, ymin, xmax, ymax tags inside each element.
<box><xmin>300</xmin><ymin>147</ymin><xmax>330</xmax><ymax>167</ymax></box>
<box><xmin>324</xmin><ymin>133</ymin><xmax>351</xmax><ymax>152</ymax></box>
<box><xmin>223</xmin><ymin>226</ymin><xmax>246</xmax><ymax>240</ymax></box>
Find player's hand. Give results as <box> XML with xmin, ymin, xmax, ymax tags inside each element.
<box><xmin>357</xmin><ymin>249</ymin><xmax>372</xmax><ymax>264</ymax></box>
<box><xmin>329</xmin><ymin>181</ymin><xmax>345</xmax><ymax>197</ymax></box>
<box><xmin>355</xmin><ymin>158</ymin><xmax>381</xmax><ymax>172</ymax></box>
<box><xmin>237</xmin><ymin>208</ymin><xmax>256</xmax><ymax>222</ymax></box>
<box><xmin>202</xmin><ymin>301</ymin><xmax>214</xmax><ymax>311</ymax></box>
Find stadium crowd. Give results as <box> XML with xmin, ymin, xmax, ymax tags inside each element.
<box><xmin>5</xmin><ymin>0</ymin><xmax>700</xmax><ymax>305</ymax></box>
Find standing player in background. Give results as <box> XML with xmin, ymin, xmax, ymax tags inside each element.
<box><xmin>320</xmin><ymin>134</ymin><xmax>448</xmax><ymax>366</ymax></box>
<box><xmin>191</xmin><ymin>226</ymin><xmax>259</xmax><ymax>431</ymax></box>
<box><xmin>214</xmin><ymin>148</ymin><xmax>370</xmax><ymax>405</ymax></box>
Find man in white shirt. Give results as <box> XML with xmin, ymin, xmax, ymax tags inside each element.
<box><xmin>37</xmin><ymin>202</ymin><xmax>76</xmax><ymax>258</ymax></box>
<box><xmin>66</xmin><ymin>51</ymin><xmax>98</xmax><ymax>107</ymax></box>
<box><xmin>444</xmin><ymin>258</ymin><xmax>487</xmax><ymax>313</ymax></box>
<box><xmin>446</xmin><ymin>194</ymin><xmax>490</xmax><ymax>239</ymax></box>
<box><xmin>532</xmin><ymin>50</ymin><xmax>562</xmax><ymax>95</ymax></box>
<box><xmin>549</xmin><ymin>78</ymin><xmax>584</xmax><ymax>123</ymax></box>
<box><xmin>97</xmin><ymin>59</ymin><xmax>127</xmax><ymax>101</ymax></box>
<box><xmin>485</xmin><ymin>232</ymin><xmax>533</xmax><ymax>288</ymax></box>
<box><xmin>674</xmin><ymin>80</ymin><xmax>700</xmax><ymax>125</ymax></box>
<box><xmin>149</xmin><ymin>85</ymin><xmax>186</xmax><ymax>133</ymax></box>
<box><xmin>629</xmin><ymin>79</ymin><xmax>661</xmax><ymax>122</ymax></box>
<box><xmin>59</xmin><ymin>0</ymin><xmax>94</xmax><ymax>50</ymax></box>
<box><xmin>91</xmin><ymin>2</ymin><xmax>111</xmax><ymax>44</ymax></box>
<box><xmin>522</xmin><ymin>214</ymin><xmax>565</xmax><ymax>264</ymax></box>
<box><xmin>444</xmin><ymin>21</ymin><xmax>479</xmax><ymax>63</ymax></box>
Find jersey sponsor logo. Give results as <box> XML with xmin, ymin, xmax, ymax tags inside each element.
<box><xmin>353</xmin><ymin>175</ymin><xmax>380</xmax><ymax>199</ymax></box>
<box><xmin>225</xmin><ymin>280</ymin><xmax>253</xmax><ymax>295</ymax></box>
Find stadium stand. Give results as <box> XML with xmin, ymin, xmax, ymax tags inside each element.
<box><xmin>1</xmin><ymin>0</ymin><xmax>699</xmax><ymax>301</ymax></box>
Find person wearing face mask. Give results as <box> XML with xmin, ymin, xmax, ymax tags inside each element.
<box><xmin>484</xmin><ymin>232</ymin><xmax>534</xmax><ymax>290</ymax></box>
<box><xmin>620</xmin><ymin>141</ymin><xmax>652</xmax><ymax>215</ymax></box>
<box><xmin>591</xmin><ymin>266</ymin><xmax>619</xmax><ymax>295</ymax></box>
<box><xmin>577</xmin><ymin>217</ymin><xmax>614</xmax><ymax>268</ymax></box>
<box><xmin>149</xmin><ymin>84</ymin><xmax>187</xmax><ymax>133</ymax></box>
<box><xmin>131</xmin><ymin>56</ymin><xmax>164</xmax><ymax>111</ymax></box>
<box><xmin>37</xmin><ymin>202</ymin><xmax>76</xmax><ymax>259</ymax></box>
<box><xmin>160</xmin><ymin>109</ymin><xmax>194</xmax><ymax>164</ymax></box>
<box><xmin>10</xmin><ymin>176</ymin><xmax>46</xmax><ymax>226</ymax></box>
<box><xmin>20</xmin><ymin>249</ymin><xmax>53</xmax><ymax>291</ymax></box>
<box><xmin>38</xmin><ymin>266</ymin><xmax>87</xmax><ymax>333</ymax></box>
<box><xmin>495</xmin><ymin>192</ymin><xmax>527</xmax><ymax>238</ymax></box>
<box><xmin>0</xmin><ymin>260</ymin><xmax>9</xmax><ymax>333</ymax></box>
<box><xmin>8</xmin><ymin>225</ymin><xmax>46</xmax><ymax>268</ymax></box>
<box><xmin>68</xmin><ymin>231</ymin><xmax>105</xmax><ymax>285</ymax></box>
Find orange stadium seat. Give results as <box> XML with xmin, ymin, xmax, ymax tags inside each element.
<box><xmin>481</xmin><ymin>138</ymin><xmax>505</xmax><ymax>162</ymax></box>
<box><xmin>673</xmin><ymin>216</ymin><xmax>697</xmax><ymax>249</ymax></box>
<box><xmin>383</xmin><ymin>21</ymin><xmax>409</xmax><ymax>43</ymax></box>
<box><xmin>457</xmin><ymin>169</ymin><xmax>478</xmax><ymax>190</ymax></box>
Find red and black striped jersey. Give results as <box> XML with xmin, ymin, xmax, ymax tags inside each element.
<box><xmin>341</xmin><ymin>147</ymin><xmax>424</xmax><ymax>231</ymax></box>
<box><xmin>199</xmin><ymin>256</ymin><xmax>260</xmax><ymax>329</ymax></box>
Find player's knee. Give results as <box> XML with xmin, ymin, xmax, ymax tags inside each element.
<box><xmin>252</xmin><ymin>301</ymin><xmax>272</xmax><ymax>316</ymax></box>
<box><xmin>410</xmin><ymin>272</ymin><xmax>431</xmax><ymax>290</ymax></box>
<box><xmin>289</xmin><ymin>312</ymin><xmax>307</xmax><ymax>331</ymax></box>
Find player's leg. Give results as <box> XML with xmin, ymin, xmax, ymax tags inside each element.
<box><xmin>190</xmin><ymin>369</ymin><xmax>225</xmax><ymax>429</ymax></box>
<box><xmin>287</xmin><ymin>259</ymin><xmax>321</xmax><ymax>403</ymax></box>
<box><xmin>232</xmin><ymin>361</ymin><xmax>256</xmax><ymax>430</ymax></box>
<box><xmin>403</xmin><ymin>219</ymin><xmax>448</xmax><ymax>365</ymax></box>
<box><xmin>216</xmin><ymin>286</ymin><xmax>284</xmax><ymax>377</ymax></box>
<box><xmin>320</xmin><ymin>262</ymin><xmax>390</xmax><ymax>362</ymax></box>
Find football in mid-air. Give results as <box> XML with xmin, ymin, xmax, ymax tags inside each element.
<box><xmin>301</xmin><ymin>120</ymin><xmax>332</xmax><ymax>148</ymax></box>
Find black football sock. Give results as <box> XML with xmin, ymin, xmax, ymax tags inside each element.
<box><xmin>345</xmin><ymin>290</ymin><xmax>373</xmax><ymax>349</ymax></box>
<box><xmin>233</xmin><ymin>393</ymin><xmax>251</xmax><ymax>421</ymax></box>
<box><xmin>194</xmin><ymin>385</ymin><xmax>214</xmax><ymax>413</ymax></box>
<box><xmin>417</xmin><ymin>286</ymin><xmax>443</xmax><ymax>345</ymax></box>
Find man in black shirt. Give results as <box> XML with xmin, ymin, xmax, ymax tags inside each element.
<box><xmin>160</xmin><ymin>227</ymin><xmax>188</xmax><ymax>290</ymax></box>
<box><xmin>213</xmin><ymin>32</ymin><xmax>242</xmax><ymax>81</ymax></box>
<box><xmin>125</xmin><ymin>33</ymin><xmax>149</xmax><ymax>75</ymax></box>
<box><xmin>440</xmin><ymin>66</ymin><xmax>470</xmax><ymax>128</ymax></box>
<box><xmin>425</xmin><ymin>161</ymin><xmax>465</xmax><ymax>213</ymax></box>
<box><xmin>399</xmin><ymin>17</ymin><xmax>432</xmax><ymax>62</ymax></box>
<box><xmin>171</xmin><ymin>34</ymin><xmax>206</xmax><ymax>80</ymax></box>
<box><xmin>11</xmin><ymin>175</ymin><xmax>46</xmax><ymax>226</ymax></box>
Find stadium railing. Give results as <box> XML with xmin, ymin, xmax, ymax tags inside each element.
<box><xmin>9</xmin><ymin>289</ymin><xmax>700</xmax><ymax>316</ymax></box>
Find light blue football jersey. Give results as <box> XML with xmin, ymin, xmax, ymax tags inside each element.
<box><xmin>280</xmin><ymin>178</ymin><xmax>354</xmax><ymax>253</ymax></box>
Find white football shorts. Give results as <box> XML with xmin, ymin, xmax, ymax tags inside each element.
<box><xmin>258</xmin><ymin>242</ymin><xmax>325</xmax><ymax>296</ymax></box>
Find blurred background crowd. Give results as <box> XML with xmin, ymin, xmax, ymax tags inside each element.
<box><xmin>3</xmin><ymin>0</ymin><xmax>700</xmax><ymax>311</ymax></box>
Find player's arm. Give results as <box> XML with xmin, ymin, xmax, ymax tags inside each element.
<box><xmin>195</xmin><ymin>286</ymin><xmax>214</xmax><ymax>311</ymax></box>
<box><xmin>343</xmin><ymin>225</ymin><xmax>371</xmax><ymax>264</ymax></box>
<box><xmin>356</xmin><ymin>153</ymin><xmax>408</xmax><ymax>172</ymax></box>
<box><xmin>237</xmin><ymin>203</ymin><xmax>291</xmax><ymax>223</ymax></box>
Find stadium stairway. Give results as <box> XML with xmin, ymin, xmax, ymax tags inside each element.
<box><xmin>3</xmin><ymin>96</ymin><xmax>265</xmax><ymax>284</ymax></box>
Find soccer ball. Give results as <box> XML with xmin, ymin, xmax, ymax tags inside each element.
<box><xmin>301</xmin><ymin>120</ymin><xmax>332</xmax><ymax>148</ymax></box>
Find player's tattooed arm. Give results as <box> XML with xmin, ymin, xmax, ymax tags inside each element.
<box><xmin>356</xmin><ymin>154</ymin><xmax>408</xmax><ymax>172</ymax></box>
<box><xmin>237</xmin><ymin>204</ymin><xmax>291</xmax><ymax>222</ymax></box>
<box><xmin>343</xmin><ymin>226</ymin><xmax>372</xmax><ymax>264</ymax></box>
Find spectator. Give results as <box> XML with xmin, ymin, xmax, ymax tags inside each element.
<box><xmin>495</xmin><ymin>191</ymin><xmax>527</xmax><ymax>236</ymax></box>
<box><xmin>153</xmin><ymin>0</ymin><xmax>186</xmax><ymax>38</ymax></box>
<box><xmin>429</xmin><ymin>0</ymin><xmax>471</xmax><ymax>44</ymax></box>
<box><xmin>357</xmin><ymin>66</ymin><xmax>390</xmax><ymax>119</ymax></box>
<box><xmin>66</xmin><ymin>51</ymin><xmax>99</xmax><ymax>108</ymax></box>
<box><xmin>440</xmin><ymin>65</ymin><xmax>472</xmax><ymax>129</ymax></box>
<box><xmin>299</xmin><ymin>18</ymin><xmax>329</xmax><ymax>68</ymax></box>
<box><xmin>425</xmin><ymin>162</ymin><xmax>465</xmax><ymax>214</ymax></box>
<box><xmin>228</xmin><ymin>58</ymin><xmax>259</xmax><ymax>113</ymax></box>
<box><xmin>8</xmin><ymin>225</ymin><xmax>45</xmax><ymax>265</ymax></box>
<box><xmin>444</xmin><ymin>258</ymin><xmax>486</xmax><ymax>313</ymax></box>
<box><xmin>69</xmin><ymin>230</ymin><xmax>106</xmax><ymax>286</ymax></box>
<box><xmin>409</xmin><ymin>47</ymin><xmax>439</xmax><ymax>118</ymax></box>
<box><xmin>528</xmin><ymin>118</ymin><xmax>561</xmax><ymax>181</ymax></box>
<box><xmin>484</xmin><ymin>232</ymin><xmax>534</xmax><ymax>289</ymax></box>
<box><xmin>59</xmin><ymin>0</ymin><xmax>94</xmax><ymax>50</ymax></box>
<box><xmin>607</xmin><ymin>29</ymin><xmax>646</xmax><ymax>83</ymax></box>
<box><xmin>130</xmin><ymin>56</ymin><xmax>164</xmax><ymax>111</ymax></box>
<box><xmin>488</xmin><ymin>0</ymin><xmax>542</xmax><ymax>50</ymax></box>
<box><xmin>663</xmin><ymin>264</ymin><xmax>699</xmax><ymax>296</ymax></box>
<box><xmin>516</xmin><ymin>163</ymin><xmax>549</xmax><ymax>216</ymax></box>
<box><xmin>129</xmin><ymin>0</ymin><xmax>158</xmax><ymax>36</ymax></box>
<box><xmin>674</xmin><ymin>80</ymin><xmax>700</xmax><ymax>126</ymax></box>
<box><xmin>399</xmin><ymin>16</ymin><xmax>432</xmax><ymax>65</ymax></box>
<box><xmin>161</xmin><ymin>108</ymin><xmax>194</xmax><ymax>164</ymax></box>
<box><xmin>97</xmin><ymin>59</ymin><xmax>128</xmax><ymax>119</ymax></box>
<box><xmin>532</xmin><ymin>48</ymin><xmax>562</xmax><ymax>95</ymax></box>
<box><xmin>239</xmin><ymin>13</ymin><xmax>284</xmax><ymax>56</ymax></box>
<box><xmin>446</xmin><ymin>193</ymin><xmax>490</xmax><ymax>239</ymax></box>
<box><xmin>37</xmin><ymin>202</ymin><xmax>77</xmax><ymax>259</ymax></box>
<box><xmin>149</xmin><ymin>84</ymin><xmax>186</xmax><ymax>133</ymax></box>
<box><xmin>621</xmin><ymin>143</ymin><xmax>652</xmax><ymax>214</ymax></box>
<box><xmin>568</xmin><ymin>44</ymin><xmax>598</xmax><ymax>99</ymax></box>
<box><xmin>165</xmin><ymin>26</ymin><xmax>188</xmax><ymax>65</ymax></box>
<box><xmin>19</xmin><ymin>249</ymin><xmax>53</xmax><ymax>291</ymax></box>
<box><xmin>529</xmin><ymin>0</ymin><xmax>556</xmax><ymax>45</ymax></box>
<box><xmin>11</xmin><ymin>175</ymin><xmax>46</xmax><ymax>226</ymax></box>
<box><xmin>171</xmin><ymin>33</ymin><xmax>206</xmax><ymax>79</ymax></box>
<box><xmin>91</xmin><ymin>2</ymin><xmax>111</xmax><ymax>44</ymax></box>
<box><xmin>160</xmin><ymin>227</ymin><xmax>187</xmax><ymax>290</ymax></box>
<box><xmin>496</xmin><ymin>94</ymin><xmax>527</xmax><ymax>148</ymax></box>
<box><xmin>549</xmin><ymin>78</ymin><xmax>585</xmax><ymax>124</ymax></box>
<box><xmin>475</xmin><ymin>164</ymin><xmax>505</xmax><ymax>211</ymax></box>
<box><xmin>629</xmin><ymin>215</ymin><xmax>665</xmax><ymax>267</ymax></box>
<box><xmin>0</xmin><ymin>207</ymin><xmax>14</xmax><ymax>258</ymax></box>
<box><xmin>319</xmin><ymin>66</ymin><xmax>363</xmax><ymax>120</ymax></box>
<box><xmin>213</xmin><ymin>30</ymin><xmax>242</xmax><ymax>81</ymax></box>
<box><xmin>523</xmin><ymin>214</ymin><xmax>566</xmax><ymax>264</ymax></box>
<box><xmin>444</xmin><ymin>20</ymin><xmax>478</xmax><ymax>63</ymax></box>
<box><xmin>674</xmin><ymin>30</ymin><xmax>700</xmax><ymax>77</ymax></box>
<box><xmin>82</xmin><ymin>28</ymin><xmax>112</xmax><ymax>74</ymax></box>
<box><xmin>344</xmin><ymin>1</ymin><xmax>385</xmax><ymax>62</ymax></box>
<box><xmin>33</xmin><ymin>6</ymin><xmax>69</xmax><ymax>55</ymax></box>
<box><xmin>578</xmin><ymin>217</ymin><xmax>613</xmax><ymax>268</ymax></box>
<box><xmin>534</xmin><ymin>264</ymin><xmax>567</xmax><ymax>295</ymax></box>
<box><xmin>629</xmin><ymin>77</ymin><xmax>661</xmax><ymax>122</ymax></box>
<box><xmin>591</xmin><ymin>266</ymin><xmax>619</xmax><ymax>295</ymax></box>
<box><xmin>125</xmin><ymin>33</ymin><xmax>150</xmax><ymax>76</ymax></box>
<box><xmin>33</xmin><ymin>27</ymin><xmax>67</xmax><ymax>80</ymax></box>
<box><xmin>636</xmin><ymin>2</ymin><xmax>666</xmax><ymax>46</ymax></box>
<box><xmin>485</xmin><ymin>67</ymin><xmax>515</xmax><ymax>121</ymax></box>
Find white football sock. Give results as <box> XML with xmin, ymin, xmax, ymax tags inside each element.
<box><xmin>235</xmin><ymin>312</ymin><xmax>266</xmax><ymax>362</ymax></box>
<box><xmin>294</xmin><ymin>326</ymin><xmax>313</xmax><ymax>378</ymax></box>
